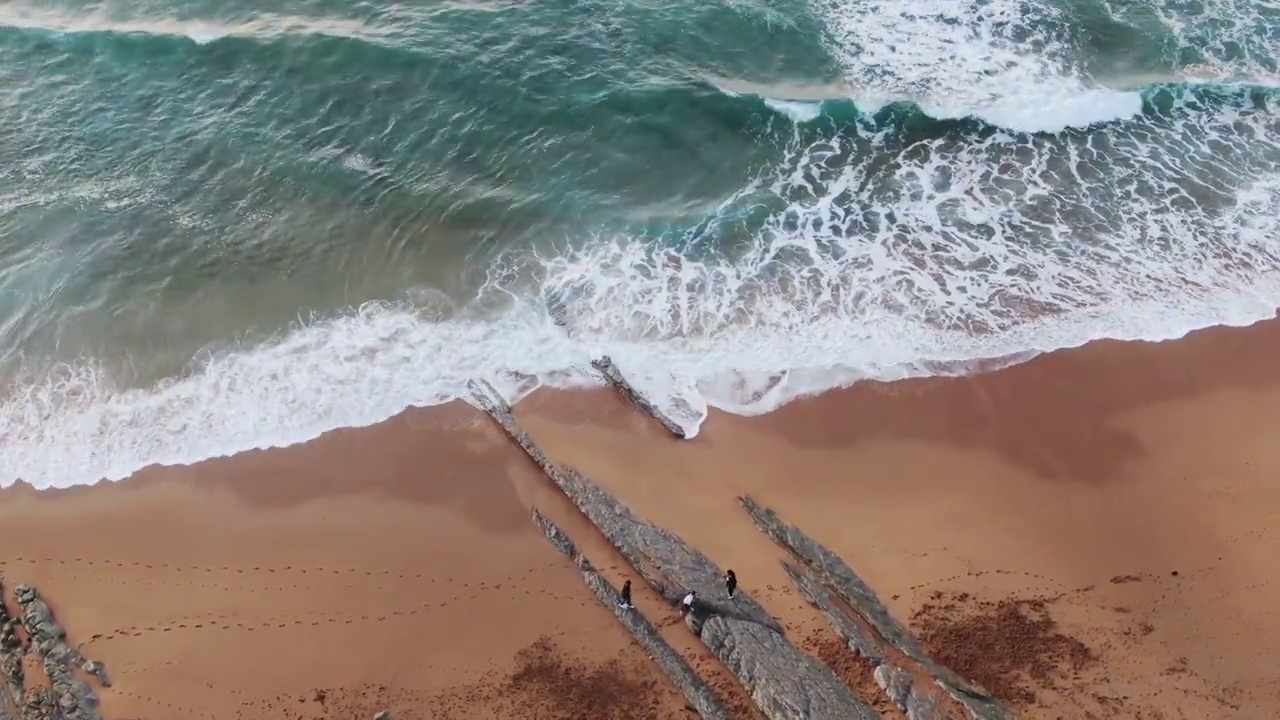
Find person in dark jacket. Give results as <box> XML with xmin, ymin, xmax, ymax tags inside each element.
<box><xmin>619</xmin><ymin>579</ymin><xmax>633</xmax><ymax>609</ymax></box>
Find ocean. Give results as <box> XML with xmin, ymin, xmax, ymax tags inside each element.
<box><xmin>1</xmin><ymin>0</ymin><xmax>1278</xmax><ymax>488</ymax></box>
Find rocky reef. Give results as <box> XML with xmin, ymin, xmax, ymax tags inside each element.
<box><xmin>0</xmin><ymin>576</ymin><xmax>109</xmax><ymax>720</ymax></box>
<box><xmin>471</xmin><ymin>379</ymin><xmax>880</xmax><ymax>719</ymax></box>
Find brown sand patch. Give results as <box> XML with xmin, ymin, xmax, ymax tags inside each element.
<box><xmin>496</xmin><ymin>636</ymin><xmax>677</xmax><ymax>719</ymax></box>
<box><xmin>250</xmin><ymin>637</ymin><xmax>687</xmax><ymax>720</ymax></box>
<box><xmin>911</xmin><ymin>591</ymin><xmax>1097</xmax><ymax>706</ymax></box>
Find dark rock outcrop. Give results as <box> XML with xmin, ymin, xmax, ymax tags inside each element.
<box><xmin>14</xmin><ymin>584</ymin><xmax>105</xmax><ymax>720</ymax></box>
<box><xmin>591</xmin><ymin>357</ymin><xmax>687</xmax><ymax>439</ymax></box>
<box><xmin>740</xmin><ymin>496</ymin><xmax>1016</xmax><ymax>720</ymax></box>
<box><xmin>469</xmin><ymin>380</ymin><xmax>879</xmax><ymax>720</ymax></box>
<box><xmin>531</xmin><ymin>511</ymin><xmax>733</xmax><ymax>720</ymax></box>
<box><xmin>0</xmin><ymin>577</ymin><xmax>22</xmax><ymax>720</ymax></box>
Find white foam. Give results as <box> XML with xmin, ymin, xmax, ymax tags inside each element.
<box><xmin>4</xmin><ymin>271</ymin><xmax>1277</xmax><ymax>490</ymax></box>
<box><xmin>706</xmin><ymin>77</ymin><xmax>827</xmax><ymax>124</ymax></box>
<box><xmin>813</xmin><ymin>0</ymin><xmax>1144</xmax><ymax>132</ymax></box>
<box><xmin>0</xmin><ymin>303</ymin><xmax>598</xmax><ymax>488</ymax></box>
<box><xmin>763</xmin><ymin>98</ymin><xmax>824</xmax><ymax>123</ymax></box>
<box><xmin>6</xmin><ymin>152</ymin><xmax>1280</xmax><ymax>489</ymax></box>
<box><xmin>921</xmin><ymin>83</ymin><xmax>1143</xmax><ymax>134</ymax></box>
<box><xmin>1103</xmin><ymin>0</ymin><xmax>1280</xmax><ymax>85</ymax></box>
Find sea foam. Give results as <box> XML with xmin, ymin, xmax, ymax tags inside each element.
<box><xmin>763</xmin><ymin>98</ymin><xmax>824</xmax><ymax>124</ymax></box>
<box><xmin>815</xmin><ymin>0</ymin><xmax>1146</xmax><ymax>132</ymax></box>
<box><xmin>3</xmin><ymin>166</ymin><xmax>1280</xmax><ymax>489</ymax></box>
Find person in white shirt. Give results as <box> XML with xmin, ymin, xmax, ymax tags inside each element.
<box><xmin>679</xmin><ymin>590</ymin><xmax>697</xmax><ymax>617</ymax></box>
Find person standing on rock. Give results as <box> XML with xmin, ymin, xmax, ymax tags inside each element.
<box><xmin>679</xmin><ymin>590</ymin><xmax>697</xmax><ymax>617</ymax></box>
<box><xmin>619</xmin><ymin>580</ymin><xmax>633</xmax><ymax>610</ymax></box>
<box><xmin>724</xmin><ymin>570</ymin><xmax>737</xmax><ymax>598</ymax></box>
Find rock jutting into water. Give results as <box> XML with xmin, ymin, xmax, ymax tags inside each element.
<box><xmin>467</xmin><ymin>379</ymin><xmax>879</xmax><ymax>720</ymax></box>
<box><xmin>739</xmin><ymin>496</ymin><xmax>1016</xmax><ymax>720</ymax></box>
<box><xmin>13</xmin><ymin>584</ymin><xmax>108</xmax><ymax>720</ymax></box>
<box><xmin>530</xmin><ymin>510</ymin><xmax>734</xmax><ymax>720</ymax></box>
<box><xmin>590</xmin><ymin>356</ymin><xmax>688</xmax><ymax>439</ymax></box>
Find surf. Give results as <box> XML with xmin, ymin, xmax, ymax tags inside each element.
<box><xmin>6</xmin><ymin>165</ymin><xmax>1280</xmax><ymax>489</ymax></box>
<box><xmin>712</xmin><ymin>74</ymin><xmax>1278</xmax><ymax>136</ymax></box>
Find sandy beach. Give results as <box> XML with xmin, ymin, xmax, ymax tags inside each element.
<box><xmin>6</xmin><ymin>315</ymin><xmax>1280</xmax><ymax>719</ymax></box>
<box><xmin>0</xmin><ymin>403</ymin><xmax>711</xmax><ymax>720</ymax></box>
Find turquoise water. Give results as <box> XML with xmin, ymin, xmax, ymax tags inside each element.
<box><xmin>2</xmin><ymin>0</ymin><xmax>1280</xmax><ymax>487</ymax></box>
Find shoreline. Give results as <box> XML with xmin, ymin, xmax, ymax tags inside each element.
<box><xmin>5</xmin><ymin>314</ymin><xmax>1280</xmax><ymax>717</ymax></box>
<box><xmin>11</xmin><ymin>292</ymin><xmax>1280</xmax><ymax>492</ymax></box>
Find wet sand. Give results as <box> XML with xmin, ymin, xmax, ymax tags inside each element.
<box><xmin>5</xmin><ymin>315</ymin><xmax>1280</xmax><ymax>718</ymax></box>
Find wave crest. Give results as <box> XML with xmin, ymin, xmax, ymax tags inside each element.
<box><xmin>0</xmin><ymin>6</ymin><xmax>393</xmax><ymax>45</ymax></box>
<box><xmin>806</xmin><ymin>0</ymin><xmax>1280</xmax><ymax>133</ymax></box>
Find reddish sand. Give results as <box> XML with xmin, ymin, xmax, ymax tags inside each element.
<box><xmin>5</xmin><ymin>315</ymin><xmax>1280</xmax><ymax>718</ymax></box>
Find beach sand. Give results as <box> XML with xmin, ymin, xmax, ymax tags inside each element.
<box><xmin>6</xmin><ymin>315</ymin><xmax>1280</xmax><ymax>718</ymax></box>
<box><xmin>0</xmin><ymin>403</ymin><xmax>716</xmax><ymax>720</ymax></box>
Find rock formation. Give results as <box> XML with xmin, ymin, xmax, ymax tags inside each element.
<box><xmin>740</xmin><ymin>496</ymin><xmax>1015</xmax><ymax>720</ymax></box>
<box><xmin>531</xmin><ymin>511</ymin><xmax>733</xmax><ymax>720</ymax></box>
<box><xmin>0</xmin><ymin>577</ymin><xmax>22</xmax><ymax>720</ymax></box>
<box><xmin>0</xmin><ymin>581</ymin><xmax>109</xmax><ymax>720</ymax></box>
<box><xmin>591</xmin><ymin>356</ymin><xmax>687</xmax><ymax>439</ymax></box>
<box><xmin>469</xmin><ymin>380</ymin><xmax>880</xmax><ymax>719</ymax></box>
